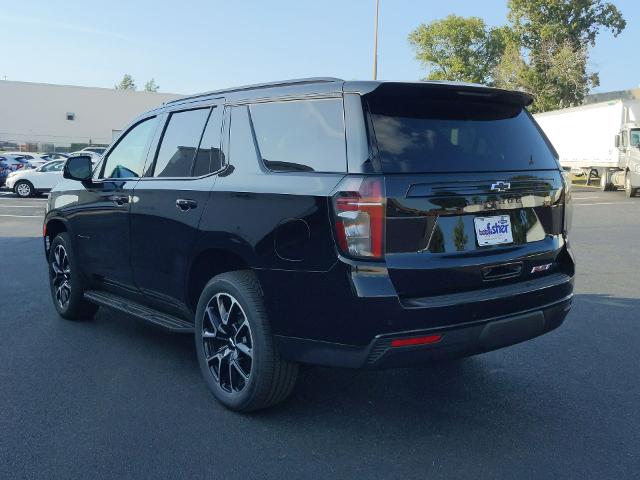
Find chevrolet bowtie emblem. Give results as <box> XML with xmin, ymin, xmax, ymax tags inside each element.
<box><xmin>490</xmin><ymin>181</ymin><xmax>511</xmax><ymax>192</ymax></box>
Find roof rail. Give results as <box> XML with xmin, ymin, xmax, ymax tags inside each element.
<box><xmin>166</xmin><ymin>77</ymin><xmax>344</xmax><ymax>105</ymax></box>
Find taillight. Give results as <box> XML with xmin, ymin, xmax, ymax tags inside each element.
<box><xmin>332</xmin><ymin>176</ymin><xmax>385</xmax><ymax>259</ymax></box>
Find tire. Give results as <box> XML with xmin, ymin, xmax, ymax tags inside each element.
<box><xmin>48</xmin><ymin>232</ymin><xmax>99</xmax><ymax>320</ymax></box>
<box><xmin>625</xmin><ymin>176</ymin><xmax>636</xmax><ymax>198</ymax></box>
<box><xmin>195</xmin><ymin>270</ymin><xmax>298</xmax><ymax>412</ymax></box>
<box><xmin>14</xmin><ymin>180</ymin><xmax>34</xmax><ymax>198</ymax></box>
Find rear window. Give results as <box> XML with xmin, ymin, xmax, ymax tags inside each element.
<box><xmin>366</xmin><ymin>90</ymin><xmax>559</xmax><ymax>173</ymax></box>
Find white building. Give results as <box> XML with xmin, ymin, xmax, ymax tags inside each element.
<box><xmin>0</xmin><ymin>80</ymin><xmax>183</xmax><ymax>151</ymax></box>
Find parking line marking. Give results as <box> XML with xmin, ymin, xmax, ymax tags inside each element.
<box><xmin>574</xmin><ymin>202</ymin><xmax>636</xmax><ymax>206</ymax></box>
<box><xmin>572</xmin><ymin>196</ymin><xmax>601</xmax><ymax>200</ymax></box>
<box><xmin>0</xmin><ymin>205</ymin><xmax>45</xmax><ymax>208</ymax></box>
<box><xmin>0</xmin><ymin>214</ymin><xmax>43</xmax><ymax>218</ymax></box>
<box><xmin>0</xmin><ymin>199</ymin><xmax>47</xmax><ymax>202</ymax></box>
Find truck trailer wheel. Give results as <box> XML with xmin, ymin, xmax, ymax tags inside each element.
<box><xmin>625</xmin><ymin>176</ymin><xmax>637</xmax><ymax>198</ymax></box>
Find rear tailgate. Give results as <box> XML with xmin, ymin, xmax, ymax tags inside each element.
<box><xmin>360</xmin><ymin>82</ymin><xmax>572</xmax><ymax>301</ymax></box>
<box><xmin>384</xmin><ymin>170</ymin><xmax>568</xmax><ymax>299</ymax></box>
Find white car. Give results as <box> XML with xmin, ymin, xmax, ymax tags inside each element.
<box><xmin>6</xmin><ymin>160</ymin><xmax>65</xmax><ymax>197</ymax></box>
<box><xmin>69</xmin><ymin>150</ymin><xmax>103</xmax><ymax>162</ymax></box>
<box><xmin>81</xmin><ymin>146</ymin><xmax>107</xmax><ymax>155</ymax></box>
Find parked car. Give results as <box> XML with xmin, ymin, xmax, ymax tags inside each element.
<box><xmin>0</xmin><ymin>154</ymin><xmax>31</xmax><ymax>173</ymax></box>
<box><xmin>68</xmin><ymin>151</ymin><xmax>102</xmax><ymax>163</ymax></box>
<box><xmin>6</xmin><ymin>159</ymin><xmax>65</xmax><ymax>197</ymax></box>
<box><xmin>2</xmin><ymin>151</ymin><xmax>47</xmax><ymax>168</ymax></box>
<box><xmin>43</xmin><ymin>153</ymin><xmax>70</xmax><ymax>161</ymax></box>
<box><xmin>44</xmin><ymin>78</ymin><xmax>575</xmax><ymax>412</ymax></box>
<box><xmin>0</xmin><ymin>158</ymin><xmax>10</xmax><ymax>186</ymax></box>
<box><xmin>80</xmin><ymin>146</ymin><xmax>107</xmax><ymax>155</ymax></box>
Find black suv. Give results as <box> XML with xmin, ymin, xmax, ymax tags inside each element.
<box><xmin>44</xmin><ymin>78</ymin><xmax>574</xmax><ymax>412</ymax></box>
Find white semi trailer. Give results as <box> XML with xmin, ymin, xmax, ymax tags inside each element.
<box><xmin>534</xmin><ymin>98</ymin><xmax>640</xmax><ymax>195</ymax></box>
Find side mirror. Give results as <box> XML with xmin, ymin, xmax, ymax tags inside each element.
<box><xmin>615</xmin><ymin>134</ymin><xmax>621</xmax><ymax>149</ymax></box>
<box><xmin>63</xmin><ymin>155</ymin><xmax>93</xmax><ymax>184</ymax></box>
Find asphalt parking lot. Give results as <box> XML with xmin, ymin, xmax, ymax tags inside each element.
<box><xmin>1</xmin><ymin>187</ymin><xmax>639</xmax><ymax>479</ymax></box>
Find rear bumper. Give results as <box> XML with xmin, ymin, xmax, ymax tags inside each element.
<box><xmin>258</xmin><ymin>244</ymin><xmax>574</xmax><ymax>367</ymax></box>
<box><xmin>274</xmin><ymin>295</ymin><xmax>572</xmax><ymax>368</ymax></box>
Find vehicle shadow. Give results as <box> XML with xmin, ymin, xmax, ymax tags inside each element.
<box><xmin>255</xmin><ymin>292</ymin><xmax>640</xmax><ymax>443</ymax></box>
<box><xmin>91</xmin><ymin>292</ymin><xmax>639</xmax><ymax>433</ymax></box>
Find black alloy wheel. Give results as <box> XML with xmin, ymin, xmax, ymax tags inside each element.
<box><xmin>201</xmin><ymin>292</ymin><xmax>254</xmax><ymax>393</ymax></box>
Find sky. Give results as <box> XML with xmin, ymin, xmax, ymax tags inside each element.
<box><xmin>0</xmin><ymin>0</ymin><xmax>638</xmax><ymax>95</ymax></box>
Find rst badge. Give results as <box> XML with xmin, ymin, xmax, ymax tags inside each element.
<box><xmin>531</xmin><ymin>263</ymin><xmax>552</xmax><ymax>273</ymax></box>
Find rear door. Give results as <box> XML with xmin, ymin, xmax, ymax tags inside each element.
<box><xmin>363</xmin><ymin>85</ymin><xmax>568</xmax><ymax>299</ymax></box>
<box><xmin>130</xmin><ymin>102</ymin><xmax>224</xmax><ymax>313</ymax></box>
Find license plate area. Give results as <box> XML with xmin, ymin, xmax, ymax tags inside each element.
<box><xmin>474</xmin><ymin>215</ymin><xmax>514</xmax><ymax>246</ymax></box>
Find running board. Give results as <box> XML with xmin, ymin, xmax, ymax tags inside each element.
<box><xmin>84</xmin><ymin>290</ymin><xmax>194</xmax><ymax>333</ymax></box>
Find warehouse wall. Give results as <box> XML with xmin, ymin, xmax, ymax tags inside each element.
<box><xmin>0</xmin><ymin>80</ymin><xmax>183</xmax><ymax>149</ymax></box>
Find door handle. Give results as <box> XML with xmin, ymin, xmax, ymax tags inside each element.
<box><xmin>112</xmin><ymin>195</ymin><xmax>129</xmax><ymax>206</ymax></box>
<box><xmin>176</xmin><ymin>199</ymin><xmax>198</xmax><ymax>211</ymax></box>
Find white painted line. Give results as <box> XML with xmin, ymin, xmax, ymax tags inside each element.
<box><xmin>574</xmin><ymin>202</ymin><xmax>636</xmax><ymax>206</ymax></box>
<box><xmin>0</xmin><ymin>214</ymin><xmax>43</xmax><ymax>218</ymax></box>
<box><xmin>572</xmin><ymin>196</ymin><xmax>602</xmax><ymax>200</ymax></box>
<box><xmin>0</xmin><ymin>199</ymin><xmax>46</xmax><ymax>202</ymax></box>
<box><xmin>0</xmin><ymin>205</ymin><xmax>45</xmax><ymax>208</ymax></box>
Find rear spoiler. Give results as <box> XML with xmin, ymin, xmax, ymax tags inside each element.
<box><xmin>345</xmin><ymin>81</ymin><xmax>534</xmax><ymax>108</ymax></box>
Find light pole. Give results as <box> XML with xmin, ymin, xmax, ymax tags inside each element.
<box><xmin>373</xmin><ymin>0</ymin><xmax>380</xmax><ymax>80</ymax></box>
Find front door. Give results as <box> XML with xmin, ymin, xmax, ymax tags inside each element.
<box><xmin>71</xmin><ymin>116</ymin><xmax>159</xmax><ymax>291</ymax></box>
<box><xmin>130</xmin><ymin>104</ymin><xmax>224</xmax><ymax>313</ymax></box>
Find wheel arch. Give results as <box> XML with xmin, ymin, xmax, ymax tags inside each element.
<box><xmin>44</xmin><ymin>216</ymin><xmax>70</xmax><ymax>258</ymax></box>
<box><xmin>186</xmin><ymin>247</ymin><xmax>253</xmax><ymax>313</ymax></box>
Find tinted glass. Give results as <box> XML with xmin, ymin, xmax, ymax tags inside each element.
<box><xmin>103</xmin><ymin>117</ymin><xmax>157</xmax><ymax>178</ymax></box>
<box><xmin>193</xmin><ymin>107</ymin><xmax>224</xmax><ymax>176</ymax></box>
<box><xmin>228</xmin><ymin>106</ymin><xmax>261</xmax><ymax>171</ymax></box>
<box><xmin>154</xmin><ymin>108</ymin><xmax>210</xmax><ymax>177</ymax></box>
<box><xmin>367</xmin><ymin>93</ymin><xmax>559</xmax><ymax>173</ymax></box>
<box><xmin>249</xmin><ymin>99</ymin><xmax>346</xmax><ymax>172</ymax></box>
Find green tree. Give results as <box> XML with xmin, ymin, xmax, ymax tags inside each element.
<box><xmin>408</xmin><ymin>15</ymin><xmax>508</xmax><ymax>84</ymax></box>
<box><xmin>507</xmin><ymin>0</ymin><xmax>625</xmax><ymax>50</ymax></box>
<box><xmin>453</xmin><ymin>217</ymin><xmax>468</xmax><ymax>252</ymax></box>
<box><xmin>503</xmin><ymin>0</ymin><xmax>626</xmax><ymax>112</ymax></box>
<box><xmin>114</xmin><ymin>74</ymin><xmax>136</xmax><ymax>91</ymax></box>
<box><xmin>144</xmin><ymin>78</ymin><xmax>159</xmax><ymax>92</ymax></box>
<box><xmin>409</xmin><ymin>1</ymin><xmax>626</xmax><ymax>112</ymax></box>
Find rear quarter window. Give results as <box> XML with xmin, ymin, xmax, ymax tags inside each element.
<box><xmin>248</xmin><ymin>98</ymin><xmax>347</xmax><ymax>173</ymax></box>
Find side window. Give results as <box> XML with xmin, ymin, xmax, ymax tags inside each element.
<box><xmin>153</xmin><ymin>108</ymin><xmax>210</xmax><ymax>177</ymax></box>
<box><xmin>249</xmin><ymin>98</ymin><xmax>346</xmax><ymax>172</ymax></box>
<box><xmin>228</xmin><ymin>106</ymin><xmax>261</xmax><ymax>170</ymax></box>
<box><xmin>41</xmin><ymin>162</ymin><xmax>62</xmax><ymax>172</ymax></box>
<box><xmin>193</xmin><ymin>107</ymin><xmax>224</xmax><ymax>176</ymax></box>
<box><xmin>102</xmin><ymin>117</ymin><xmax>157</xmax><ymax>179</ymax></box>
